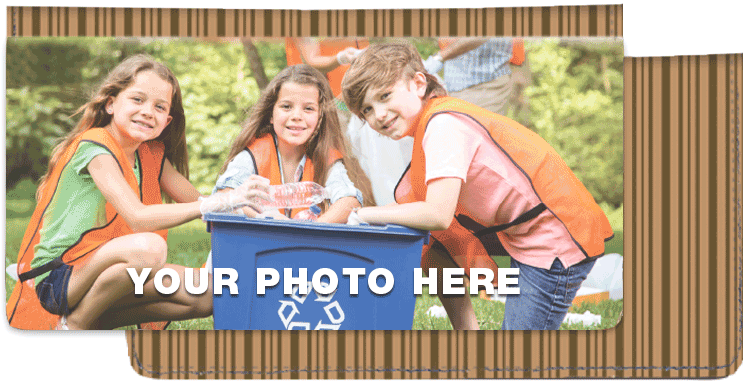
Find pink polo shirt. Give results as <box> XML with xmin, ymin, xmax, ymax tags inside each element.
<box><xmin>422</xmin><ymin>113</ymin><xmax>587</xmax><ymax>270</ymax></box>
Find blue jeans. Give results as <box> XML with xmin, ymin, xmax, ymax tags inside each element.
<box><xmin>501</xmin><ymin>257</ymin><xmax>597</xmax><ymax>330</ymax></box>
<box><xmin>35</xmin><ymin>264</ymin><xmax>73</xmax><ymax>316</ymax></box>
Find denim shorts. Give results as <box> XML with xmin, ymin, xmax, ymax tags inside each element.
<box><xmin>501</xmin><ymin>256</ymin><xmax>597</xmax><ymax>330</ymax></box>
<box><xmin>35</xmin><ymin>264</ymin><xmax>73</xmax><ymax>316</ymax></box>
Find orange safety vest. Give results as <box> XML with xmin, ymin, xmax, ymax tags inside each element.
<box><xmin>6</xmin><ymin>128</ymin><xmax>168</xmax><ymax>330</ymax></box>
<box><xmin>395</xmin><ymin>97</ymin><xmax>613</xmax><ymax>284</ymax></box>
<box><xmin>509</xmin><ymin>38</ymin><xmax>525</xmax><ymax>66</ymax></box>
<box><xmin>285</xmin><ymin>38</ymin><xmax>369</xmax><ymax>97</ymax></box>
<box><xmin>246</xmin><ymin>134</ymin><xmax>343</xmax><ymax>217</ymax></box>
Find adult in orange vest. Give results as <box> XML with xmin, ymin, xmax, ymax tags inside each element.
<box><xmin>6</xmin><ymin>55</ymin><xmax>270</xmax><ymax>330</ymax></box>
<box><xmin>424</xmin><ymin>37</ymin><xmax>525</xmax><ymax>116</ymax></box>
<box><xmin>342</xmin><ymin>43</ymin><xmax>613</xmax><ymax>330</ymax></box>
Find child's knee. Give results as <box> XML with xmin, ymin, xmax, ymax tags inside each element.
<box><xmin>193</xmin><ymin>293</ymin><xmax>213</xmax><ymax>318</ymax></box>
<box><xmin>187</xmin><ymin>271</ymin><xmax>213</xmax><ymax>317</ymax></box>
<box><xmin>128</xmin><ymin>233</ymin><xmax>168</xmax><ymax>269</ymax></box>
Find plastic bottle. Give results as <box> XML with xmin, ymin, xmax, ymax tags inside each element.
<box><xmin>258</xmin><ymin>181</ymin><xmax>329</xmax><ymax>209</ymax></box>
<box><xmin>293</xmin><ymin>205</ymin><xmax>322</xmax><ymax>221</ymax></box>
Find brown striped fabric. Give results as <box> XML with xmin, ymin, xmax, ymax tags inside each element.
<box><xmin>8</xmin><ymin>5</ymin><xmax>743</xmax><ymax>379</ymax></box>
<box><xmin>7</xmin><ymin>6</ymin><xmax>622</xmax><ymax>37</ymax></box>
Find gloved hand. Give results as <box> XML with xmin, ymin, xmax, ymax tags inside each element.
<box><xmin>347</xmin><ymin>210</ymin><xmax>367</xmax><ymax>225</ymax></box>
<box><xmin>336</xmin><ymin>47</ymin><xmax>364</xmax><ymax>65</ymax></box>
<box><xmin>422</xmin><ymin>54</ymin><xmax>444</xmax><ymax>75</ymax></box>
<box><xmin>199</xmin><ymin>175</ymin><xmax>271</xmax><ymax>217</ymax></box>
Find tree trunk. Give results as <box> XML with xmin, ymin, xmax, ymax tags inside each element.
<box><xmin>242</xmin><ymin>39</ymin><xmax>269</xmax><ymax>90</ymax></box>
<box><xmin>601</xmin><ymin>56</ymin><xmax>611</xmax><ymax>92</ymax></box>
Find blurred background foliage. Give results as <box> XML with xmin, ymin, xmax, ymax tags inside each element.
<box><xmin>6</xmin><ymin>37</ymin><xmax>622</xmax><ymax>208</ymax></box>
<box><xmin>519</xmin><ymin>38</ymin><xmax>624</xmax><ymax>207</ymax></box>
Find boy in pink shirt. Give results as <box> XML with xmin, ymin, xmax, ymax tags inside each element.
<box><xmin>341</xmin><ymin>43</ymin><xmax>612</xmax><ymax>330</ymax></box>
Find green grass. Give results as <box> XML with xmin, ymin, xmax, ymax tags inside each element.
<box><xmin>159</xmin><ymin>219</ymin><xmax>214</xmax><ymax>331</ymax></box>
<box><xmin>6</xmin><ymin>183</ymin><xmax>624</xmax><ymax>331</ymax></box>
<box><xmin>560</xmin><ymin>299</ymin><xmax>623</xmax><ymax>330</ymax></box>
<box><xmin>412</xmin><ymin>285</ymin><xmax>623</xmax><ymax>330</ymax></box>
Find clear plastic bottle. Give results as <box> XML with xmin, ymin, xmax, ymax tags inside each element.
<box><xmin>258</xmin><ymin>181</ymin><xmax>329</xmax><ymax>209</ymax></box>
<box><xmin>293</xmin><ymin>205</ymin><xmax>322</xmax><ymax>221</ymax></box>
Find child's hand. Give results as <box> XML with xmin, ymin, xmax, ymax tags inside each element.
<box><xmin>199</xmin><ymin>175</ymin><xmax>271</xmax><ymax>216</ymax></box>
<box><xmin>236</xmin><ymin>175</ymin><xmax>273</xmax><ymax>210</ymax></box>
<box><xmin>346</xmin><ymin>209</ymin><xmax>368</xmax><ymax>225</ymax></box>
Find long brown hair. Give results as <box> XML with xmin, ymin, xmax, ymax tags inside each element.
<box><xmin>37</xmin><ymin>54</ymin><xmax>188</xmax><ymax>201</ymax></box>
<box><xmin>223</xmin><ymin>64</ymin><xmax>375</xmax><ymax>206</ymax></box>
<box><xmin>342</xmin><ymin>43</ymin><xmax>447</xmax><ymax>118</ymax></box>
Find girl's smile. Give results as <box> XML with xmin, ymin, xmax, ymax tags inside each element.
<box><xmin>106</xmin><ymin>70</ymin><xmax>173</xmax><ymax>148</ymax></box>
<box><xmin>271</xmin><ymin>82</ymin><xmax>320</xmax><ymax>150</ymax></box>
<box><xmin>360</xmin><ymin>73</ymin><xmax>427</xmax><ymax>140</ymax></box>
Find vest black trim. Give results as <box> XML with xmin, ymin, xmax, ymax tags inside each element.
<box><xmin>18</xmin><ymin>257</ymin><xmax>63</xmax><ymax>283</ymax></box>
<box><xmin>393</xmin><ymin>163</ymin><xmax>412</xmax><ymax>203</ymax></box>
<box><xmin>20</xmin><ymin>141</ymin><xmax>128</xmax><ymax>280</ymax></box>
<box><xmin>473</xmin><ymin>203</ymin><xmax>548</xmax><ymax>238</ymax></box>
<box><xmin>423</xmin><ymin>110</ymin><xmax>594</xmax><ymax>258</ymax></box>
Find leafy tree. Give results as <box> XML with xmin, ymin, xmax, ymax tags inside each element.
<box><xmin>242</xmin><ymin>39</ymin><xmax>269</xmax><ymax>90</ymax></box>
<box><xmin>6</xmin><ymin>85</ymin><xmax>74</xmax><ymax>184</ymax></box>
<box><xmin>140</xmin><ymin>40</ymin><xmax>264</xmax><ymax>194</ymax></box>
<box><xmin>6</xmin><ymin>38</ymin><xmax>144</xmax><ymax>188</ymax></box>
<box><xmin>518</xmin><ymin>39</ymin><xmax>624</xmax><ymax>207</ymax></box>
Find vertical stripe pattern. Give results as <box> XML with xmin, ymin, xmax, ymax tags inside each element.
<box><xmin>8</xmin><ymin>5</ymin><xmax>743</xmax><ymax>379</ymax></box>
<box><xmin>8</xmin><ymin>6</ymin><xmax>622</xmax><ymax>37</ymax></box>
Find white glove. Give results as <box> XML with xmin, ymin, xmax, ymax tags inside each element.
<box><xmin>347</xmin><ymin>210</ymin><xmax>367</xmax><ymax>225</ymax></box>
<box><xmin>200</xmin><ymin>175</ymin><xmax>271</xmax><ymax>216</ymax></box>
<box><xmin>422</xmin><ymin>54</ymin><xmax>444</xmax><ymax>75</ymax></box>
<box><xmin>336</xmin><ymin>47</ymin><xmax>363</xmax><ymax>65</ymax></box>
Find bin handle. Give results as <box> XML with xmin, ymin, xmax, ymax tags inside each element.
<box><xmin>256</xmin><ymin>246</ymin><xmax>375</xmax><ymax>264</ymax></box>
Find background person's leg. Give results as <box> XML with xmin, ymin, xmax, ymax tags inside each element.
<box><xmin>450</xmin><ymin>73</ymin><xmax>512</xmax><ymax>116</ymax></box>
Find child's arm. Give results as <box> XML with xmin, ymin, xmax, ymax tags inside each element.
<box><xmin>317</xmin><ymin>196</ymin><xmax>360</xmax><ymax>223</ymax></box>
<box><xmin>355</xmin><ymin>113</ymin><xmax>477</xmax><ymax>231</ymax></box>
<box><xmin>160</xmin><ymin>159</ymin><xmax>201</xmax><ymax>203</ymax></box>
<box><xmin>315</xmin><ymin>160</ymin><xmax>363</xmax><ymax>223</ymax></box>
<box><xmin>356</xmin><ymin>177</ymin><xmax>462</xmax><ymax>231</ymax></box>
<box><xmin>212</xmin><ymin>151</ymin><xmax>287</xmax><ymax>219</ymax></box>
<box><xmin>89</xmin><ymin>154</ymin><xmax>270</xmax><ymax>232</ymax></box>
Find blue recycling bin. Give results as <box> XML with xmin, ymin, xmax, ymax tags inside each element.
<box><xmin>205</xmin><ymin>213</ymin><xmax>429</xmax><ymax>330</ymax></box>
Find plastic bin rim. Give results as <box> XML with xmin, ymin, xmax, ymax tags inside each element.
<box><xmin>204</xmin><ymin>213</ymin><xmax>430</xmax><ymax>240</ymax></box>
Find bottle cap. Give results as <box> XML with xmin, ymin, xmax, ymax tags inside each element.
<box><xmin>310</xmin><ymin>205</ymin><xmax>322</xmax><ymax>215</ymax></box>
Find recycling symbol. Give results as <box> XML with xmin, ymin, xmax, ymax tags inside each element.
<box><xmin>277</xmin><ymin>281</ymin><xmax>345</xmax><ymax>330</ymax></box>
